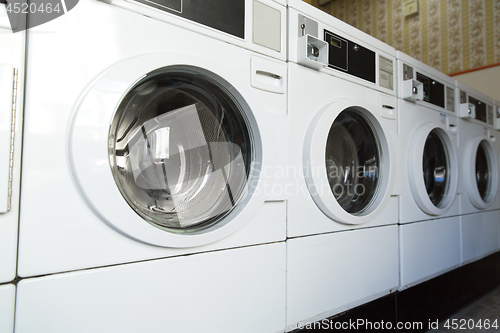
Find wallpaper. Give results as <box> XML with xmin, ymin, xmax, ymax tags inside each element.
<box><xmin>313</xmin><ymin>0</ymin><xmax>500</xmax><ymax>74</ymax></box>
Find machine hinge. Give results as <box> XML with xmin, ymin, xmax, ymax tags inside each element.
<box><xmin>7</xmin><ymin>68</ymin><xmax>18</xmax><ymax>212</ymax></box>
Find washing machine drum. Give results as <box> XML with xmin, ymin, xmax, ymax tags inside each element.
<box><xmin>109</xmin><ymin>70</ymin><xmax>252</xmax><ymax>232</ymax></box>
<box><xmin>325</xmin><ymin>110</ymin><xmax>380</xmax><ymax>214</ymax></box>
<box><xmin>475</xmin><ymin>140</ymin><xmax>492</xmax><ymax>201</ymax></box>
<box><xmin>408</xmin><ymin>125</ymin><xmax>458</xmax><ymax>216</ymax></box>
<box><xmin>422</xmin><ymin>129</ymin><xmax>449</xmax><ymax>207</ymax></box>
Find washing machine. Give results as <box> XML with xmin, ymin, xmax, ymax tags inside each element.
<box><xmin>396</xmin><ymin>52</ymin><xmax>461</xmax><ymax>290</ymax></box>
<box><xmin>286</xmin><ymin>1</ymin><xmax>399</xmax><ymax>329</ymax></box>
<box><xmin>0</xmin><ymin>2</ymin><xmax>25</xmax><ymax>285</ymax></box>
<box><xmin>0</xmin><ymin>284</ymin><xmax>15</xmax><ymax>333</ymax></box>
<box><xmin>456</xmin><ymin>82</ymin><xmax>500</xmax><ymax>264</ymax></box>
<box><xmin>495</xmin><ymin>98</ymin><xmax>500</xmax><ymax>252</ymax></box>
<box><xmin>16</xmin><ymin>1</ymin><xmax>288</xmax><ymax>332</ymax></box>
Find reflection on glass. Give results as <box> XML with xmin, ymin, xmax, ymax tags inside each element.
<box><xmin>422</xmin><ymin>129</ymin><xmax>449</xmax><ymax>207</ymax></box>
<box><xmin>109</xmin><ymin>69</ymin><xmax>252</xmax><ymax>232</ymax></box>
<box><xmin>325</xmin><ymin>109</ymin><xmax>381</xmax><ymax>214</ymax></box>
<box><xmin>476</xmin><ymin>141</ymin><xmax>491</xmax><ymax>201</ymax></box>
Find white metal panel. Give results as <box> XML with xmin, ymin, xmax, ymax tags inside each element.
<box><xmin>399</xmin><ymin>217</ymin><xmax>461</xmax><ymax>290</ymax></box>
<box><xmin>0</xmin><ymin>3</ymin><xmax>11</xmax><ymax>30</ymax></box>
<box><xmin>108</xmin><ymin>0</ymin><xmax>286</xmax><ymax>61</ymax></box>
<box><xmin>0</xmin><ymin>23</ymin><xmax>24</xmax><ymax>284</ymax></box>
<box><xmin>16</xmin><ymin>243</ymin><xmax>286</xmax><ymax>333</ymax></box>
<box><xmin>461</xmin><ymin>211</ymin><xmax>500</xmax><ymax>264</ymax></box>
<box><xmin>0</xmin><ymin>284</ymin><xmax>15</xmax><ymax>333</ymax></box>
<box><xmin>253</xmin><ymin>0</ymin><xmax>281</xmax><ymax>52</ymax></box>
<box><xmin>0</xmin><ymin>64</ymin><xmax>13</xmax><ymax>213</ymax></box>
<box><xmin>19</xmin><ymin>199</ymin><xmax>285</xmax><ymax>277</ymax></box>
<box><xmin>286</xmin><ymin>225</ymin><xmax>399</xmax><ymax>330</ymax></box>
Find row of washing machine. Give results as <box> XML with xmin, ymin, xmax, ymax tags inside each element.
<box><xmin>287</xmin><ymin>2</ymin><xmax>498</xmax><ymax>327</ymax></box>
<box><xmin>1</xmin><ymin>0</ymin><xmax>500</xmax><ymax>332</ymax></box>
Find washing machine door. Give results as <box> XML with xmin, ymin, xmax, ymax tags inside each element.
<box><xmin>408</xmin><ymin>123</ymin><xmax>458</xmax><ymax>215</ymax></box>
<box><xmin>464</xmin><ymin>135</ymin><xmax>499</xmax><ymax>209</ymax></box>
<box><xmin>68</xmin><ymin>54</ymin><xmax>275</xmax><ymax>247</ymax></box>
<box><xmin>303</xmin><ymin>99</ymin><xmax>395</xmax><ymax>225</ymax></box>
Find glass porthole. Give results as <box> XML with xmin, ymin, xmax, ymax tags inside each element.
<box><xmin>475</xmin><ymin>140</ymin><xmax>491</xmax><ymax>201</ymax></box>
<box><xmin>324</xmin><ymin>109</ymin><xmax>381</xmax><ymax>214</ymax></box>
<box><xmin>108</xmin><ymin>67</ymin><xmax>253</xmax><ymax>233</ymax></box>
<box><xmin>422</xmin><ymin>129</ymin><xmax>450</xmax><ymax>207</ymax></box>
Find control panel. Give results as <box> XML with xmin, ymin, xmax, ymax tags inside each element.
<box><xmin>415</xmin><ymin>72</ymin><xmax>444</xmax><ymax>108</ymax></box>
<box><xmin>134</xmin><ymin>0</ymin><xmax>245</xmax><ymax>38</ymax></box>
<box><xmin>324</xmin><ymin>29</ymin><xmax>375</xmax><ymax>83</ymax></box>
<box><xmin>469</xmin><ymin>96</ymin><xmax>487</xmax><ymax>123</ymax></box>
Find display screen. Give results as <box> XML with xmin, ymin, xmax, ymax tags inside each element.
<box><xmin>416</xmin><ymin>72</ymin><xmax>445</xmax><ymax>108</ymax></box>
<box><xmin>324</xmin><ymin>29</ymin><xmax>376</xmax><ymax>83</ymax></box>
<box><xmin>134</xmin><ymin>0</ymin><xmax>245</xmax><ymax>38</ymax></box>
<box><xmin>330</xmin><ymin>36</ymin><xmax>341</xmax><ymax>48</ymax></box>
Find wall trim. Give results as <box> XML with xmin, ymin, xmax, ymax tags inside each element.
<box><xmin>450</xmin><ymin>62</ymin><xmax>500</xmax><ymax>76</ymax></box>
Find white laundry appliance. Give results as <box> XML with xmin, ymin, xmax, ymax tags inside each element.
<box><xmin>396</xmin><ymin>52</ymin><xmax>461</xmax><ymax>290</ymax></box>
<box><xmin>286</xmin><ymin>1</ymin><xmax>399</xmax><ymax>329</ymax></box>
<box><xmin>456</xmin><ymin>82</ymin><xmax>500</xmax><ymax>264</ymax></box>
<box><xmin>16</xmin><ymin>0</ymin><xmax>288</xmax><ymax>332</ymax></box>
<box><xmin>457</xmin><ymin>83</ymin><xmax>499</xmax><ymax>214</ymax></box>
<box><xmin>0</xmin><ymin>2</ymin><xmax>25</xmax><ymax>284</ymax></box>
<box><xmin>0</xmin><ymin>284</ymin><xmax>15</xmax><ymax>333</ymax></box>
<box><xmin>495</xmin><ymin>99</ymin><xmax>500</xmax><ymax>252</ymax></box>
<box><xmin>495</xmin><ymin>98</ymin><xmax>500</xmax><ymax>173</ymax></box>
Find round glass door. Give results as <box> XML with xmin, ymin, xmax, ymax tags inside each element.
<box><xmin>324</xmin><ymin>109</ymin><xmax>380</xmax><ymax>214</ymax></box>
<box><xmin>109</xmin><ymin>68</ymin><xmax>253</xmax><ymax>232</ymax></box>
<box><xmin>422</xmin><ymin>129</ymin><xmax>450</xmax><ymax>207</ymax></box>
<box><xmin>462</xmin><ymin>133</ymin><xmax>498</xmax><ymax>210</ymax></box>
<box><xmin>304</xmin><ymin>99</ymin><xmax>394</xmax><ymax>225</ymax></box>
<box><xmin>475</xmin><ymin>140</ymin><xmax>491</xmax><ymax>201</ymax></box>
<box><xmin>69</xmin><ymin>54</ymin><xmax>276</xmax><ymax>247</ymax></box>
<box><xmin>408</xmin><ymin>125</ymin><xmax>458</xmax><ymax>216</ymax></box>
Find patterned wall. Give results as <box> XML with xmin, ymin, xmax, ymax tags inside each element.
<box><xmin>313</xmin><ymin>0</ymin><xmax>500</xmax><ymax>74</ymax></box>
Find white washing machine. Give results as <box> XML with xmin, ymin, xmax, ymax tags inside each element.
<box><xmin>495</xmin><ymin>99</ymin><xmax>500</xmax><ymax>252</ymax></box>
<box><xmin>0</xmin><ymin>3</ymin><xmax>25</xmax><ymax>284</ymax></box>
<box><xmin>16</xmin><ymin>1</ymin><xmax>288</xmax><ymax>332</ymax></box>
<box><xmin>457</xmin><ymin>83</ymin><xmax>499</xmax><ymax>214</ymax></box>
<box><xmin>286</xmin><ymin>1</ymin><xmax>399</xmax><ymax>329</ymax></box>
<box><xmin>396</xmin><ymin>52</ymin><xmax>461</xmax><ymax>290</ymax></box>
<box><xmin>0</xmin><ymin>284</ymin><xmax>15</xmax><ymax>333</ymax></box>
<box><xmin>456</xmin><ymin>82</ymin><xmax>500</xmax><ymax>264</ymax></box>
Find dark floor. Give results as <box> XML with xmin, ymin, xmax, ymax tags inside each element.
<box><xmin>426</xmin><ymin>286</ymin><xmax>500</xmax><ymax>332</ymax></box>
